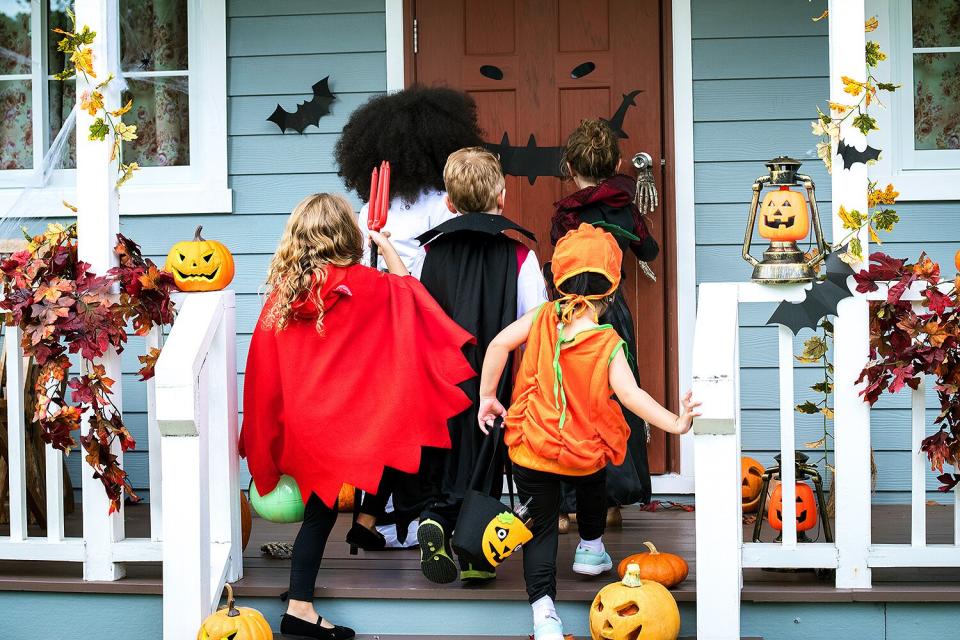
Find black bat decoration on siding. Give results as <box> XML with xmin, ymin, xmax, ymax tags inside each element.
<box><xmin>267</xmin><ymin>77</ymin><xmax>337</xmax><ymax>134</ymax></box>
<box><xmin>485</xmin><ymin>89</ymin><xmax>642</xmax><ymax>184</ymax></box>
<box><xmin>837</xmin><ymin>138</ymin><xmax>882</xmax><ymax>169</ymax></box>
<box><xmin>766</xmin><ymin>251</ymin><xmax>855</xmax><ymax>334</ymax></box>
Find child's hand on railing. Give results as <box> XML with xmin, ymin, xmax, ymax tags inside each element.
<box><xmin>674</xmin><ymin>390</ymin><xmax>702</xmax><ymax>435</ymax></box>
<box><xmin>477</xmin><ymin>396</ymin><xmax>506</xmax><ymax>434</ymax></box>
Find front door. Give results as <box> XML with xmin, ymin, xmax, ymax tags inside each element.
<box><xmin>408</xmin><ymin>0</ymin><xmax>676</xmax><ymax>474</ymax></box>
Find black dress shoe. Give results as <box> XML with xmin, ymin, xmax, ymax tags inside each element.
<box><xmin>345</xmin><ymin>522</ymin><xmax>386</xmax><ymax>551</ymax></box>
<box><xmin>280</xmin><ymin>613</ymin><xmax>355</xmax><ymax>640</ymax></box>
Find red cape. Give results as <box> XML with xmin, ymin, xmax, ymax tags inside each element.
<box><xmin>239</xmin><ymin>264</ymin><xmax>475</xmax><ymax>508</ymax></box>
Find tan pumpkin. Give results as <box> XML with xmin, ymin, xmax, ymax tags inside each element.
<box><xmin>616</xmin><ymin>541</ymin><xmax>688</xmax><ymax>588</ymax></box>
<box><xmin>239</xmin><ymin>491</ymin><xmax>252</xmax><ymax>552</ymax></box>
<box><xmin>165</xmin><ymin>225</ymin><xmax>235</xmax><ymax>291</ymax></box>
<box><xmin>741</xmin><ymin>456</ymin><xmax>765</xmax><ymax>513</ymax></box>
<box><xmin>337</xmin><ymin>483</ymin><xmax>355</xmax><ymax>512</ymax></box>
<box><xmin>758</xmin><ymin>187</ymin><xmax>810</xmax><ymax>242</ymax></box>
<box><xmin>197</xmin><ymin>583</ymin><xmax>272</xmax><ymax>640</ymax></box>
<box><xmin>590</xmin><ymin>563</ymin><xmax>680</xmax><ymax>640</ymax></box>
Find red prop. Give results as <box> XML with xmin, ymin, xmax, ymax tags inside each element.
<box><xmin>367</xmin><ymin>161</ymin><xmax>390</xmax><ymax>232</ymax></box>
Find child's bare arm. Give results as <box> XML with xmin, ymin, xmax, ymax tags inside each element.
<box><xmin>477</xmin><ymin>307</ymin><xmax>539</xmax><ymax>432</ymax></box>
<box><xmin>368</xmin><ymin>230</ymin><xmax>409</xmax><ymax>276</ymax></box>
<box><xmin>608</xmin><ymin>350</ymin><xmax>701</xmax><ymax>435</ymax></box>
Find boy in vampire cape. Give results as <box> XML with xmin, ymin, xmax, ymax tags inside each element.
<box><xmin>411</xmin><ymin>147</ymin><xmax>547</xmax><ymax>584</ymax></box>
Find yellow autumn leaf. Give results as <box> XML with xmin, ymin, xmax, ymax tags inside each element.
<box><xmin>61</xmin><ymin>200</ymin><xmax>78</xmax><ymax>213</ymax></box>
<box><xmin>70</xmin><ymin>47</ymin><xmax>96</xmax><ymax>78</ymax></box>
<box><xmin>868</xmin><ymin>225</ymin><xmax>882</xmax><ymax>245</ymax></box>
<box><xmin>79</xmin><ymin>90</ymin><xmax>103</xmax><ymax>116</ymax></box>
<box><xmin>116</xmin><ymin>162</ymin><xmax>139</xmax><ymax>189</ymax></box>
<box><xmin>114</xmin><ymin>121</ymin><xmax>138</xmax><ymax>142</ymax></box>
<box><xmin>842</xmin><ymin>75</ymin><xmax>865</xmax><ymax>96</ymax></box>
<box><xmin>821</xmin><ymin>407</ymin><xmax>835</xmax><ymax>419</ymax></box>
<box><xmin>813</xmin><ymin>9</ymin><xmax>829</xmax><ymax>22</ymax></box>
<box><xmin>837</xmin><ymin>205</ymin><xmax>859</xmax><ymax>230</ymax></box>
<box><xmin>110</xmin><ymin>99</ymin><xmax>133</xmax><ymax>117</ymax></box>
<box><xmin>828</xmin><ymin>101</ymin><xmax>854</xmax><ymax>114</ymax></box>
<box><xmin>865</xmin><ymin>16</ymin><xmax>879</xmax><ymax>32</ymax></box>
<box><xmin>868</xmin><ymin>183</ymin><xmax>899</xmax><ymax>207</ymax></box>
<box><xmin>804</xmin><ymin>436</ymin><xmax>827</xmax><ymax>449</ymax></box>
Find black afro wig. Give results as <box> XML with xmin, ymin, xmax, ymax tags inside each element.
<box><xmin>335</xmin><ymin>86</ymin><xmax>485</xmax><ymax>204</ymax></box>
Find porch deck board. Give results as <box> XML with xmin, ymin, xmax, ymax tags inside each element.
<box><xmin>3</xmin><ymin>504</ymin><xmax>960</xmax><ymax>602</ymax></box>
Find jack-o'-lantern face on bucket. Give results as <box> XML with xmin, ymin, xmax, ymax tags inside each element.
<box><xmin>768</xmin><ymin>482</ymin><xmax>818</xmax><ymax>532</ymax></box>
<box><xmin>481</xmin><ymin>512</ymin><xmax>533</xmax><ymax>567</ymax></box>
<box><xmin>759</xmin><ymin>188</ymin><xmax>809</xmax><ymax>242</ymax></box>
<box><xmin>741</xmin><ymin>457</ymin><xmax>764</xmax><ymax>513</ymax></box>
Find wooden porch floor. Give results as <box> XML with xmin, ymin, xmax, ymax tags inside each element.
<box><xmin>3</xmin><ymin>503</ymin><xmax>960</xmax><ymax>602</ymax></box>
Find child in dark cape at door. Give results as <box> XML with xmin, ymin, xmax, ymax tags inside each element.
<box><xmin>413</xmin><ymin>147</ymin><xmax>547</xmax><ymax>584</ymax></box>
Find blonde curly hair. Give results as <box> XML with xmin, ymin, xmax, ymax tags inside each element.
<box><xmin>262</xmin><ymin>193</ymin><xmax>364</xmax><ymax>333</ymax></box>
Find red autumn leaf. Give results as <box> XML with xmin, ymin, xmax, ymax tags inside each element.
<box><xmin>137</xmin><ymin>347</ymin><xmax>162</xmax><ymax>381</ymax></box>
<box><xmin>924</xmin><ymin>287</ymin><xmax>953</xmax><ymax>315</ymax></box>
<box><xmin>921</xmin><ymin>430</ymin><xmax>951</xmax><ymax>473</ymax></box>
<box><xmin>889</xmin><ymin>364</ymin><xmax>915</xmax><ymax>393</ymax></box>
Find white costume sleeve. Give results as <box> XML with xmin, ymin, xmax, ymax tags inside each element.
<box><xmin>516</xmin><ymin>249</ymin><xmax>548</xmax><ymax>319</ymax></box>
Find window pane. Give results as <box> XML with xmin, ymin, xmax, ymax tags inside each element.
<box><xmin>914</xmin><ymin>53</ymin><xmax>960</xmax><ymax>150</ymax></box>
<box><xmin>122</xmin><ymin>77</ymin><xmax>189</xmax><ymax>166</ymax></box>
<box><xmin>120</xmin><ymin>0</ymin><xmax>188</xmax><ymax>72</ymax></box>
<box><xmin>48</xmin><ymin>79</ymin><xmax>76</xmax><ymax>169</ymax></box>
<box><xmin>47</xmin><ymin>1</ymin><xmax>73</xmax><ymax>76</ymax></box>
<box><xmin>0</xmin><ymin>0</ymin><xmax>31</xmax><ymax>75</ymax></box>
<box><xmin>0</xmin><ymin>79</ymin><xmax>32</xmax><ymax>169</ymax></box>
<box><xmin>913</xmin><ymin>0</ymin><xmax>960</xmax><ymax>48</ymax></box>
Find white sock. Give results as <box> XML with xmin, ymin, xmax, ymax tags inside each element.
<box><xmin>578</xmin><ymin>537</ymin><xmax>604</xmax><ymax>554</ymax></box>
<box><xmin>531</xmin><ymin>595</ymin><xmax>558</xmax><ymax>624</ymax></box>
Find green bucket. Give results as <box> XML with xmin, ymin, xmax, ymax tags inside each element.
<box><xmin>249</xmin><ymin>475</ymin><xmax>305</xmax><ymax>523</ymax></box>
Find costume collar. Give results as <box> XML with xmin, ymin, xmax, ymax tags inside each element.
<box><xmin>416</xmin><ymin>212</ymin><xmax>536</xmax><ymax>246</ymax></box>
<box><xmin>553</xmin><ymin>174</ymin><xmax>636</xmax><ymax>212</ymax></box>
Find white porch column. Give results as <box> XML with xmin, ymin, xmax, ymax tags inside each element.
<box><xmin>828</xmin><ymin>0</ymin><xmax>872</xmax><ymax>589</ymax></box>
<box><xmin>74</xmin><ymin>0</ymin><xmax>126</xmax><ymax>581</ymax></box>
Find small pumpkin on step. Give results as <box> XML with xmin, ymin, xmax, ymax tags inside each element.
<box><xmin>197</xmin><ymin>583</ymin><xmax>272</xmax><ymax>640</ymax></box>
<box><xmin>616</xmin><ymin>541</ymin><xmax>688</xmax><ymax>588</ymax></box>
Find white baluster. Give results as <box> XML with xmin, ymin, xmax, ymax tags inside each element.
<box><xmin>147</xmin><ymin>326</ymin><xmax>163</xmax><ymax>541</ymax></box>
<box><xmin>778</xmin><ymin>326</ymin><xmax>797</xmax><ymax>548</ymax></box>
<box><xmin>911</xmin><ymin>378</ymin><xmax>926</xmax><ymax>547</ymax></box>
<box><xmin>6</xmin><ymin>326</ymin><xmax>27</xmax><ymax>541</ymax></box>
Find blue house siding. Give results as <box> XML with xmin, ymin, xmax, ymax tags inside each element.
<box><xmin>61</xmin><ymin>0</ymin><xmax>387</xmax><ymax>497</ymax></box>
<box><xmin>691</xmin><ymin>0</ymin><xmax>960</xmax><ymax>504</ymax></box>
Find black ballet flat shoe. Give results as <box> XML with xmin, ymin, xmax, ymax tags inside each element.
<box><xmin>280</xmin><ymin>613</ymin><xmax>355</xmax><ymax>640</ymax></box>
<box><xmin>345</xmin><ymin>522</ymin><xmax>386</xmax><ymax>551</ymax></box>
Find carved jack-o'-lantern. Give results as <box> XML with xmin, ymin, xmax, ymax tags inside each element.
<box><xmin>197</xmin><ymin>584</ymin><xmax>272</xmax><ymax>640</ymax></box>
<box><xmin>741</xmin><ymin>457</ymin><xmax>765</xmax><ymax>513</ymax></box>
<box><xmin>589</xmin><ymin>564</ymin><xmax>681</xmax><ymax>640</ymax></box>
<box><xmin>165</xmin><ymin>225</ymin><xmax>235</xmax><ymax>291</ymax></box>
<box><xmin>758</xmin><ymin>187</ymin><xmax>810</xmax><ymax>242</ymax></box>
<box><xmin>768</xmin><ymin>481</ymin><xmax>818</xmax><ymax>532</ymax></box>
<box><xmin>481</xmin><ymin>511</ymin><xmax>533</xmax><ymax>567</ymax></box>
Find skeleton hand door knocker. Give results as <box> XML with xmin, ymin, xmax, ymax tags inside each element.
<box><xmin>632</xmin><ymin>152</ymin><xmax>659</xmax><ymax>282</ymax></box>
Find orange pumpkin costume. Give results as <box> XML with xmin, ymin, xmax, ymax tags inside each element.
<box><xmin>504</xmin><ymin>224</ymin><xmax>631</xmax><ymax>476</ymax></box>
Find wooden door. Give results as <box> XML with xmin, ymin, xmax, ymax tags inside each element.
<box><xmin>409</xmin><ymin>0</ymin><xmax>676</xmax><ymax>474</ymax></box>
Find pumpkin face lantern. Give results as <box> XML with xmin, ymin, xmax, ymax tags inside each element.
<box><xmin>768</xmin><ymin>481</ymin><xmax>818</xmax><ymax>532</ymax></box>
<box><xmin>165</xmin><ymin>225</ymin><xmax>235</xmax><ymax>291</ymax></box>
<box><xmin>197</xmin><ymin>584</ymin><xmax>272</xmax><ymax>640</ymax></box>
<box><xmin>741</xmin><ymin>457</ymin><xmax>765</xmax><ymax>513</ymax></box>
<box><xmin>758</xmin><ymin>187</ymin><xmax>810</xmax><ymax>242</ymax></box>
<box><xmin>481</xmin><ymin>511</ymin><xmax>533</xmax><ymax>567</ymax></box>
<box><xmin>589</xmin><ymin>564</ymin><xmax>681</xmax><ymax>640</ymax></box>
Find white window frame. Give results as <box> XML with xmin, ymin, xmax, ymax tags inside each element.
<box><xmin>867</xmin><ymin>0</ymin><xmax>960</xmax><ymax>200</ymax></box>
<box><xmin>0</xmin><ymin>0</ymin><xmax>230</xmax><ymax>216</ymax></box>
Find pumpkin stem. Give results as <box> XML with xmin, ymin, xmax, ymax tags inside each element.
<box><xmin>622</xmin><ymin>563</ymin><xmax>642</xmax><ymax>587</ymax></box>
<box><xmin>194</xmin><ymin>225</ymin><xmax>204</xmax><ymax>242</ymax></box>
<box><xmin>224</xmin><ymin>583</ymin><xmax>240</xmax><ymax>617</ymax></box>
<box><xmin>642</xmin><ymin>541</ymin><xmax>659</xmax><ymax>555</ymax></box>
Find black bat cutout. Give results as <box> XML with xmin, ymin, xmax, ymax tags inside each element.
<box><xmin>602</xmin><ymin>90</ymin><xmax>642</xmax><ymax>139</ymax></box>
<box><xmin>485</xmin><ymin>133</ymin><xmax>564</xmax><ymax>185</ymax></box>
<box><xmin>837</xmin><ymin>138</ymin><xmax>882</xmax><ymax>170</ymax></box>
<box><xmin>484</xmin><ymin>88</ymin><xmax>642</xmax><ymax>183</ymax></box>
<box><xmin>766</xmin><ymin>251</ymin><xmax>855</xmax><ymax>335</ymax></box>
<box><xmin>267</xmin><ymin>76</ymin><xmax>336</xmax><ymax>134</ymax></box>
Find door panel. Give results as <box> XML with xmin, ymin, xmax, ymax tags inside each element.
<box><xmin>412</xmin><ymin>0</ymin><xmax>673</xmax><ymax>474</ymax></box>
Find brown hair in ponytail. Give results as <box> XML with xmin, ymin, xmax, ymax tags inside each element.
<box><xmin>561</xmin><ymin>118</ymin><xmax>620</xmax><ymax>181</ymax></box>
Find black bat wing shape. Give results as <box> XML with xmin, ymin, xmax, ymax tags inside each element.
<box><xmin>485</xmin><ymin>133</ymin><xmax>564</xmax><ymax>185</ymax></box>
<box><xmin>766</xmin><ymin>252</ymin><xmax>855</xmax><ymax>334</ymax></box>
<box><xmin>602</xmin><ymin>89</ymin><xmax>642</xmax><ymax>139</ymax></box>
<box><xmin>837</xmin><ymin>137</ymin><xmax>882</xmax><ymax>170</ymax></box>
<box><xmin>267</xmin><ymin>76</ymin><xmax>337</xmax><ymax>134</ymax></box>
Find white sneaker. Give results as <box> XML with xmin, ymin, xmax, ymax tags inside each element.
<box><xmin>533</xmin><ymin>614</ymin><xmax>565</xmax><ymax>640</ymax></box>
<box><xmin>572</xmin><ymin>547</ymin><xmax>613</xmax><ymax>576</ymax></box>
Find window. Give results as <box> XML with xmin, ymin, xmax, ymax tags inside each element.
<box><xmin>868</xmin><ymin>0</ymin><xmax>960</xmax><ymax>199</ymax></box>
<box><xmin>0</xmin><ymin>0</ymin><xmax>229</xmax><ymax>215</ymax></box>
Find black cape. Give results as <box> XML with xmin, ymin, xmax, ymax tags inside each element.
<box><xmin>390</xmin><ymin>213</ymin><xmax>536</xmax><ymax>537</ymax></box>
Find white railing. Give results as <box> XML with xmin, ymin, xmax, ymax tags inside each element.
<box><xmin>0</xmin><ymin>290</ymin><xmax>240</xmax><ymax>640</ymax></box>
<box><xmin>692</xmin><ymin>281</ymin><xmax>960</xmax><ymax>640</ymax></box>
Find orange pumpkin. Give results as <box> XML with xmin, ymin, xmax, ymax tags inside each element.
<box><xmin>590</xmin><ymin>563</ymin><xmax>681</xmax><ymax>640</ymax></box>
<box><xmin>197</xmin><ymin>584</ymin><xmax>271</xmax><ymax>640</ymax></box>
<box><xmin>239</xmin><ymin>491</ymin><xmax>252</xmax><ymax>552</ymax></box>
<box><xmin>165</xmin><ymin>225</ymin><xmax>235</xmax><ymax>291</ymax></box>
<box><xmin>616</xmin><ymin>541</ymin><xmax>688</xmax><ymax>588</ymax></box>
<box><xmin>741</xmin><ymin>457</ymin><xmax>765</xmax><ymax>513</ymax></box>
<box><xmin>758</xmin><ymin>187</ymin><xmax>809</xmax><ymax>242</ymax></box>
<box><xmin>954</xmin><ymin>249</ymin><xmax>960</xmax><ymax>273</ymax></box>
<box><xmin>768</xmin><ymin>481</ymin><xmax>818</xmax><ymax>532</ymax></box>
<box><xmin>337</xmin><ymin>484</ymin><xmax>355</xmax><ymax>512</ymax></box>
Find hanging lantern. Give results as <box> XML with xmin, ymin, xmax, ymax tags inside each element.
<box><xmin>742</xmin><ymin>157</ymin><xmax>827</xmax><ymax>283</ymax></box>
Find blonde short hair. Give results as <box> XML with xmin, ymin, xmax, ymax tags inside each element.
<box><xmin>443</xmin><ymin>147</ymin><xmax>505</xmax><ymax>213</ymax></box>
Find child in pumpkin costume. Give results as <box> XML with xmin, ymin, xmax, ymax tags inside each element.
<box><xmin>477</xmin><ymin>224</ymin><xmax>699</xmax><ymax>640</ymax></box>
<box><xmin>239</xmin><ymin>194</ymin><xmax>474</xmax><ymax>640</ymax></box>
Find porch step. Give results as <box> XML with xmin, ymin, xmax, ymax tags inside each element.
<box><xmin>274</xmin><ymin>637</ymin><xmax>764</xmax><ymax>639</ymax></box>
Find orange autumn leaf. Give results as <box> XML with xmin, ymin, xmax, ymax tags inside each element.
<box><xmin>79</xmin><ymin>90</ymin><xmax>103</xmax><ymax>116</ymax></box>
<box><xmin>813</xmin><ymin>9</ymin><xmax>829</xmax><ymax>22</ymax></box>
<box><xmin>869</xmin><ymin>183</ymin><xmax>900</xmax><ymax>207</ymax></box>
<box><xmin>865</xmin><ymin>16</ymin><xmax>879</xmax><ymax>32</ymax></box>
<box><xmin>923</xmin><ymin>321</ymin><xmax>951</xmax><ymax>348</ymax></box>
<box><xmin>70</xmin><ymin>47</ymin><xmax>96</xmax><ymax>78</ymax></box>
<box><xmin>110</xmin><ymin>99</ymin><xmax>133</xmax><ymax>117</ymax></box>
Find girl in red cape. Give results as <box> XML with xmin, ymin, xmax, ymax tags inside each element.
<box><xmin>239</xmin><ymin>193</ymin><xmax>474</xmax><ymax>639</ymax></box>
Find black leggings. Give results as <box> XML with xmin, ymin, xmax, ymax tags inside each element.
<box><xmin>288</xmin><ymin>494</ymin><xmax>339</xmax><ymax>602</ymax></box>
<box><xmin>358</xmin><ymin>467</ymin><xmax>401</xmax><ymax>517</ymax></box>
<box><xmin>515</xmin><ymin>464</ymin><xmax>606</xmax><ymax>603</ymax></box>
